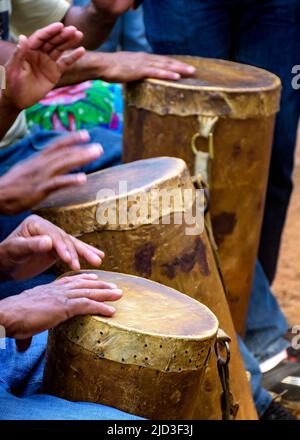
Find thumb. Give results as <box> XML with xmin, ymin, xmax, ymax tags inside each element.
<box><xmin>6</xmin><ymin>35</ymin><xmax>29</xmax><ymax>69</ymax></box>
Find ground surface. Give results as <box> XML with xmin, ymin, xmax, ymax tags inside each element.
<box><xmin>259</xmin><ymin>128</ymin><xmax>300</xmax><ymax>418</ymax></box>
<box><xmin>273</xmin><ymin>126</ymin><xmax>300</xmax><ymax>326</ymax></box>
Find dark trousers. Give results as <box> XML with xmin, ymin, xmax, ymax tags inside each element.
<box><xmin>143</xmin><ymin>0</ymin><xmax>300</xmax><ymax>283</ymax></box>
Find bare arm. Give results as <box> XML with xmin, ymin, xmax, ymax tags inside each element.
<box><xmin>62</xmin><ymin>5</ymin><xmax>117</xmax><ymax>50</ymax></box>
<box><xmin>63</xmin><ymin>1</ymin><xmax>136</xmax><ymax>50</ymax></box>
<box><xmin>59</xmin><ymin>50</ymin><xmax>196</xmax><ymax>86</ymax></box>
<box><xmin>0</xmin><ymin>91</ymin><xmax>21</xmax><ymax>140</ymax></box>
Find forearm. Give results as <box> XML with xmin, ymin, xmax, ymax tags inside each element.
<box><xmin>58</xmin><ymin>51</ymin><xmax>114</xmax><ymax>86</ymax></box>
<box><xmin>63</xmin><ymin>5</ymin><xmax>118</xmax><ymax>50</ymax></box>
<box><xmin>0</xmin><ymin>41</ymin><xmax>15</xmax><ymax>65</ymax></box>
<box><xmin>0</xmin><ymin>91</ymin><xmax>21</xmax><ymax>140</ymax></box>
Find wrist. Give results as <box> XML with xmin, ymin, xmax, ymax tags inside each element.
<box><xmin>94</xmin><ymin>52</ymin><xmax>116</xmax><ymax>80</ymax></box>
<box><xmin>73</xmin><ymin>51</ymin><xmax>115</xmax><ymax>82</ymax></box>
<box><xmin>0</xmin><ymin>243</ymin><xmax>12</xmax><ymax>280</ymax></box>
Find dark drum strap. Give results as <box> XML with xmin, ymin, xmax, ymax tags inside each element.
<box><xmin>215</xmin><ymin>330</ymin><xmax>239</xmax><ymax>420</ymax></box>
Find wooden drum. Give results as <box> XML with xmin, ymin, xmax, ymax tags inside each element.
<box><xmin>43</xmin><ymin>270</ymin><xmax>218</xmax><ymax>419</ymax></box>
<box><xmin>123</xmin><ymin>56</ymin><xmax>281</xmax><ymax>335</ymax></box>
<box><xmin>36</xmin><ymin>157</ymin><xmax>257</xmax><ymax>419</ymax></box>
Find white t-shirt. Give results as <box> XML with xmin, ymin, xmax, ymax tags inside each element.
<box><xmin>0</xmin><ymin>0</ymin><xmax>70</xmax><ymax>149</ymax></box>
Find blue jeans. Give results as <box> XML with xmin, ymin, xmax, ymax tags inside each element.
<box><xmin>246</xmin><ymin>262</ymin><xmax>289</xmax><ymax>364</ymax></box>
<box><xmin>238</xmin><ymin>337</ymin><xmax>272</xmax><ymax>416</ymax></box>
<box><xmin>0</xmin><ymin>275</ymin><xmax>56</xmax><ymax>300</ymax></box>
<box><xmin>239</xmin><ymin>261</ymin><xmax>289</xmax><ymax>415</ymax></box>
<box><xmin>143</xmin><ymin>0</ymin><xmax>300</xmax><ymax>283</ymax></box>
<box><xmin>0</xmin><ymin>126</ymin><xmax>122</xmax><ymax>241</ymax></box>
<box><xmin>0</xmin><ymin>333</ymin><xmax>142</xmax><ymax>420</ymax></box>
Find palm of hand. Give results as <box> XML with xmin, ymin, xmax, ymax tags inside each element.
<box><xmin>5</xmin><ymin>50</ymin><xmax>61</xmax><ymax>110</ymax></box>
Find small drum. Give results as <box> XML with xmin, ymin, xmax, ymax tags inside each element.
<box><xmin>43</xmin><ymin>270</ymin><xmax>218</xmax><ymax>420</ymax></box>
<box><xmin>36</xmin><ymin>157</ymin><xmax>257</xmax><ymax>420</ymax></box>
<box><xmin>123</xmin><ymin>56</ymin><xmax>281</xmax><ymax>335</ymax></box>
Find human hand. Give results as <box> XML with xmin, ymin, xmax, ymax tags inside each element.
<box><xmin>0</xmin><ymin>215</ymin><xmax>105</xmax><ymax>280</ymax></box>
<box><xmin>3</xmin><ymin>22</ymin><xmax>85</xmax><ymax>110</ymax></box>
<box><xmin>98</xmin><ymin>51</ymin><xmax>196</xmax><ymax>83</ymax></box>
<box><xmin>0</xmin><ymin>272</ymin><xmax>122</xmax><ymax>351</ymax></box>
<box><xmin>0</xmin><ymin>131</ymin><xmax>103</xmax><ymax>215</ymax></box>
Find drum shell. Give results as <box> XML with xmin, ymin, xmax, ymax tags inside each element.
<box><xmin>123</xmin><ymin>86</ymin><xmax>278</xmax><ymax>336</ymax></box>
<box><xmin>74</xmin><ymin>222</ymin><xmax>257</xmax><ymax>419</ymax></box>
<box><xmin>123</xmin><ymin>57</ymin><xmax>280</xmax><ymax>335</ymax></box>
<box><xmin>43</xmin><ymin>325</ymin><xmax>208</xmax><ymax>420</ymax></box>
<box><xmin>43</xmin><ymin>268</ymin><xmax>218</xmax><ymax>420</ymax></box>
<box><xmin>38</xmin><ymin>195</ymin><xmax>257</xmax><ymax>419</ymax></box>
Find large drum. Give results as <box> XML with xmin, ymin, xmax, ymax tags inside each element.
<box><xmin>43</xmin><ymin>270</ymin><xmax>218</xmax><ymax>419</ymax></box>
<box><xmin>123</xmin><ymin>56</ymin><xmax>281</xmax><ymax>335</ymax></box>
<box><xmin>36</xmin><ymin>157</ymin><xmax>257</xmax><ymax>420</ymax></box>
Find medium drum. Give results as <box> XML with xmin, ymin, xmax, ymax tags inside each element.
<box><xmin>123</xmin><ymin>56</ymin><xmax>281</xmax><ymax>335</ymax></box>
<box><xmin>36</xmin><ymin>157</ymin><xmax>257</xmax><ymax>420</ymax></box>
<box><xmin>43</xmin><ymin>270</ymin><xmax>218</xmax><ymax>420</ymax></box>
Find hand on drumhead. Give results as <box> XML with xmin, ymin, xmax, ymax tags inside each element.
<box><xmin>0</xmin><ymin>272</ymin><xmax>122</xmax><ymax>351</ymax></box>
<box><xmin>0</xmin><ymin>131</ymin><xmax>103</xmax><ymax>215</ymax></box>
<box><xmin>0</xmin><ymin>215</ymin><xmax>105</xmax><ymax>281</ymax></box>
<box><xmin>98</xmin><ymin>52</ymin><xmax>196</xmax><ymax>82</ymax></box>
<box><xmin>3</xmin><ymin>23</ymin><xmax>85</xmax><ymax>110</ymax></box>
<box><xmin>91</xmin><ymin>0</ymin><xmax>134</xmax><ymax>16</ymax></box>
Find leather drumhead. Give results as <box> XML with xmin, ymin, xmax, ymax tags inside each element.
<box><xmin>149</xmin><ymin>56</ymin><xmax>280</xmax><ymax>92</ymax></box>
<box><xmin>68</xmin><ymin>270</ymin><xmax>218</xmax><ymax>339</ymax></box>
<box><xmin>36</xmin><ymin>157</ymin><xmax>187</xmax><ymax>210</ymax></box>
<box><xmin>54</xmin><ymin>270</ymin><xmax>218</xmax><ymax>372</ymax></box>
